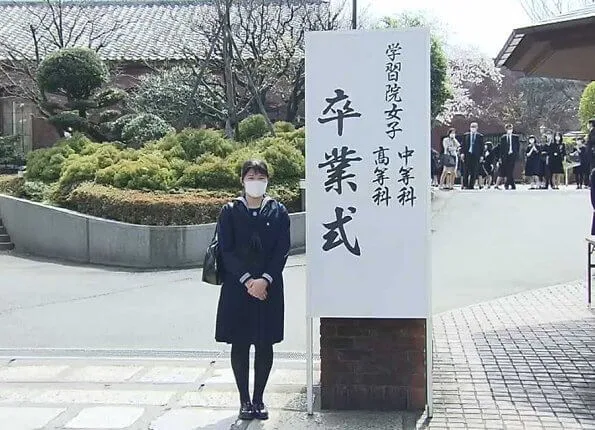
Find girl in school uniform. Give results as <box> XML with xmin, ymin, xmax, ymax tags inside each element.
<box><xmin>478</xmin><ymin>141</ymin><xmax>495</xmax><ymax>189</ymax></box>
<box><xmin>525</xmin><ymin>135</ymin><xmax>541</xmax><ymax>189</ymax></box>
<box><xmin>215</xmin><ymin>160</ymin><xmax>291</xmax><ymax>421</ymax></box>
<box><xmin>549</xmin><ymin>132</ymin><xmax>566</xmax><ymax>189</ymax></box>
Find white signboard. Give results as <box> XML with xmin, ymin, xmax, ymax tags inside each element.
<box><xmin>305</xmin><ymin>29</ymin><xmax>431</xmax><ymax>319</ymax></box>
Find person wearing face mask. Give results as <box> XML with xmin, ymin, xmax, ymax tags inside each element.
<box><xmin>525</xmin><ymin>135</ymin><xmax>540</xmax><ymax>189</ymax></box>
<box><xmin>440</xmin><ymin>128</ymin><xmax>460</xmax><ymax>190</ymax></box>
<box><xmin>461</xmin><ymin>122</ymin><xmax>484</xmax><ymax>190</ymax></box>
<box><xmin>497</xmin><ymin>124</ymin><xmax>520</xmax><ymax>190</ymax></box>
<box><xmin>215</xmin><ymin>160</ymin><xmax>291</xmax><ymax>422</ymax></box>
<box><xmin>549</xmin><ymin>132</ymin><xmax>566</xmax><ymax>189</ymax></box>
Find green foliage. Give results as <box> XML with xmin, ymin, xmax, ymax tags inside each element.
<box><xmin>109</xmin><ymin>114</ymin><xmax>136</xmax><ymax>140</ymax></box>
<box><xmin>65</xmin><ymin>183</ymin><xmax>234</xmax><ymax>225</ymax></box>
<box><xmin>95</xmin><ymin>88</ymin><xmax>127</xmax><ymax>108</ymax></box>
<box><xmin>20</xmin><ymin>181</ymin><xmax>55</xmax><ymax>203</ymax></box>
<box><xmin>0</xmin><ymin>135</ymin><xmax>20</xmax><ymax>165</ymax></box>
<box><xmin>121</xmin><ymin>114</ymin><xmax>174</xmax><ymax>148</ymax></box>
<box><xmin>277</xmin><ymin>129</ymin><xmax>305</xmax><ymax>155</ymax></box>
<box><xmin>57</xmin><ymin>154</ymin><xmax>100</xmax><ymax>194</ymax></box>
<box><xmin>225</xmin><ymin>146</ymin><xmax>268</xmax><ymax>177</ymax></box>
<box><xmin>256</xmin><ymin>138</ymin><xmax>305</xmax><ymax>182</ymax></box>
<box><xmin>238</xmin><ymin>115</ymin><xmax>270</xmax><ymax>142</ymax></box>
<box><xmin>127</xmin><ymin>67</ymin><xmax>215</xmax><ymax>128</ymax></box>
<box><xmin>96</xmin><ymin>154</ymin><xmax>173</xmax><ymax>190</ymax></box>
<box><xmin>176</xmin><ymin>156</ymin><xmax>238</xmax><ymax>189</ymax></box>
<box><xmin>579</xmin><ymin>82</ymin><xmax>595</xmax><ymax>130</ymax></box>
<box><xmin>380</xmin><ymin>13</ymin><xmax>451</xmax><ymax>120</ymax></box>
<box><xmin>56</xmin><ymin>133</ymin><xmax>93</xmax><ymax>154</ymax></box>
<box><xmin>26</xmin><ymin>145</ymin><xmax>75</xmax><ymax>183</ymax></box>
<box><xmin>49</xmin><ymin>112</ymin><xmax>89</xmax><ymax>133</ymax></box>
<box><xmin>37</xmin><ymin>48</ymin><xmax>108</xmax><ymax>99</ymax></box>
<box><xmin>158</xmin><ymin>128</ymin><xmax>235</xmax><ymax>160</ymax></box>
<box><xmin>274</xmin><ymin>121</ymin><xmax>295</xmax><ymax>133</ymax></box>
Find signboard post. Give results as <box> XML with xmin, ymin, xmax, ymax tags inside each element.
<box><xmin>305</xmin><ymin>28</ymin><xmax>432</xmax><ymax>415</ymax></box>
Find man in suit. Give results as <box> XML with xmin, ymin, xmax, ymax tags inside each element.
<box><xmin>460</xmin><ymin>122</ymin><xmax>484</xmax><ymax>189</ymax></box>
<box><xmin>498</xmin><ymin>124</ymin><xmax>520</xmax><ymax>190</ymax></box>
<box><xmin>587</xmin><ymin>118</ymin><xmax>595</xmax><ymax>178</ymax></box>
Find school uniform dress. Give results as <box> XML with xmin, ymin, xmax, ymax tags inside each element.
<box><xmin>525</xmin><ymin>145</ymin><xmax>540</xmax><ymax>176</ymax></box>
<box><xmin>215</xmin><ymin>197</ymin><xmax>290</xmax><ymax>346</ymax></box>
<box><xmin>576</xmin><ymin>146</ymin><xmax>590</xmax><ymax>186</ymax></box>
<box><xmin>479</xmin><ymin>148</ymin><xmax>494</xmax><ymax>178</ymax></box>
<box><xmin>549</xmin><ymin>143</ymin><xmax>565</xmax><ymax>174</ymax></box>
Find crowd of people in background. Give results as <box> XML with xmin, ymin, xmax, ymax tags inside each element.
<box><xmin>431</xmin><ymin>118</ymin><xmax>595</xmax><ymax>191</ymax></box>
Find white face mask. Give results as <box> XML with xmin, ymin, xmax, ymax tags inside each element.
<box><xmin>244</xmin><ymin>179</ymin><xmax>268</xmax><ymax>198</ymax></box>
<box><xmin>555</xmin><ymin>135</ymin><xmax>561</xmax><ymax>141</ymax></box>
<box><xmin>529</xmin><ymin>139</ymin><xmax>535</xmax><ymax>144</ymax></box>
<box><xmin>449</xmin><ymin>133</ymin><xmax>455</xmax><ymax>139</ymax></box>
<box><xmin>470</xmin><ymin>127</ymin><xmax>477</xmax><ymax>133</ymax></box>
<box><xmin>507</xmin><ymin>130</ymin><xmax>513</xmax><ymax>135</ymax></box>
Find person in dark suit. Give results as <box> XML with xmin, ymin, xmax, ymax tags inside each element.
<box><xmin>572</xmin><ymin>138</ymin><xmax>589</xmax><ymax>189</ymax></box>
<box><xmin>498</xmin><ymin>124</ymin><xmax>520</xmax><ymax>190</ymax></box>
<box><xmin>460</xmin><ymin>122</ymin><xmax>484</xmax><ymax>190</ymax></box>
<box><xmin>587</xmin><ymin>118</ymin><xmax>595</xmax><ymax>175</ymax></box>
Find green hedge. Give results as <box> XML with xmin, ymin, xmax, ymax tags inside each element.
<box><xmin>64</xmin><ymin>182</ymin><xmax>301</xmax><ymax>225</ymax></box>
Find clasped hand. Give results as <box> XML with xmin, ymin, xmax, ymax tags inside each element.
<box><xmin>245</xmin><ymin>278</ymin><xmax>269</xmax><ymax>301</ymax></box>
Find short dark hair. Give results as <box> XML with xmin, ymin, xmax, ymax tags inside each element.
<box><xmin>448</xmin><ymin>128</ymin><xmax>456</xmax><ymax>135</ymax></box>
<box><xmin>241</xmin><ymin>160</ymin><xmax>269</xmax><ymax>180</ymax></box>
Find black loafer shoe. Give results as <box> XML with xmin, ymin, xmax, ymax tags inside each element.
<box><xmin>238</xmin><ymin>401</ymin><xmax>254</xmax><ymax>420</ymax></box>
<box><xmin>253</xmin><ymin>402</ymin><xmax>269</xmax><ymax>420</ymax></box>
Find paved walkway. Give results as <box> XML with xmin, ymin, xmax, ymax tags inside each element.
<box><xmin>0</xmin><ymin>282</ymin><xmax>593</xmax><ymax>429</ymax></box>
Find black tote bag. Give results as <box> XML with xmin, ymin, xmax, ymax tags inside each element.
<box><xmin>202</xmin><ymin>203</ymin><xmax>234</xmax><ymax>286</ymax></box>
<box><xmin>202</xmin><ymin>223</ymin><xmax>222</xmax><ymax>285</ymax></box>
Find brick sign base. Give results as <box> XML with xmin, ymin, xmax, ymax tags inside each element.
<box><xmin>320</xmin><ymin>318</ymin><xmax>426</xmax><ymax>411</ymax></box>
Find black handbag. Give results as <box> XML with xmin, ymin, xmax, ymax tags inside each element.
<box><xmin>202</xmin><ymin>223</ymin><xmax>222</xmax><ymax>285</ymax></box>
<box><xmin>202</xmin><ymin>203</ymin><xmax>233</xmax><ymax>285</ymax></box>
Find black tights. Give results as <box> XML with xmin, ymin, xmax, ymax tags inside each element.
<box><xmin>231</xmin><ymin>343</ymin><xmax>274</xmax><ymax>404</ymax></box>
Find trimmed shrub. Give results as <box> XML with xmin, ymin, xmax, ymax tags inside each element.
<box><xmin>109</xmin><ymin>114</ymin><xmax>136</xmax><ymax>140</ymax></box>
<box><xmin>274</xmin><ymin>121</ymin><xmax>295</xmax><ymax>133</ymax></box>
<box><xmin>254</xmin><ymin>138</ymin><xmax>305</xmax><ymax>182</ymax></box>
<box><xmin>277</xmin><ymin>129</ymin><xmax>305</xmax><ymax>156</ymax></box>
<box><xmin>225</xmin><ymin>146</ymin><xmax>269</xmax><ymax>178</ymax></box>
<box><xmin>26</xmin><ymin>145</ymin><xmax>75</xmax><ymax>183</ymax></box>
<box><xmin>176</xmin><ymin>156</ymin><xmax>238</xmax><ymax>189</ymax></box>
<box><xmin>238</xmin><ymin>114</ymin><xmax>270</xmax><ymax>142</ymax></box>
<box><xmin>58</xmin><ymin>154</ymin><xmax>100</xmax><ymax>190</ymax></box>
<box><xmin>56</xmin><ymin>132</ymin><xmax>93</xmax><ymax>154</ymax></box>
<box><xmin>96</xmin><ymin>154</ymin><xmax>173</xmax><ymax>190</ymax></box>
<box><xmin>267</xmin><ymin>183</ymin><xmax>301</xmax><ymax>213</ymax></box>
<box><xmin>37</xmin><ymin>48</ymin><xmax>108</xmax><ymax>99</ymax></box>
<box><xmin>158</xmin><ymin>128</ymin><xmax>235</xmax><ymax>160</ymax></box>
<box><xmin>0</xmin><ymin>175</ymin><xmax>24</xmax><ymax>195</ymax></box>
<box><xmin>21</xmin><ymin>181</ymin><xmax>56</xmax><ymax>203</ymax></box>
<box><xmin>65</xmin><ymin>183</ymin><xmax>234</xmax><ymax>225</ymax></box>
<box><xmin>63</xmin><ymin>183</ymin><xmax>300</xmax><ymax>226</ymax></box>
<box><xmin>121</xmin><ymin>114</ymin><xmax>174</xmax><ymax>148</ymax></box>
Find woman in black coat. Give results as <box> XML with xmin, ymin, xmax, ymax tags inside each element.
<box><xmin>215</xmin><ymin>160</ymin><xmax>291</xmax><ymax>421</ymax></box>
<box><xmin>549</xmin><ymin>132</ymin><xmax>566</xmax><ymax>189</ymax></box>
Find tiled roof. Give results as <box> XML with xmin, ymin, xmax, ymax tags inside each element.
<box><xmin>0</xmin><ymin>0</ymin><xmax>325</xmax><ymax>62</ymax></box>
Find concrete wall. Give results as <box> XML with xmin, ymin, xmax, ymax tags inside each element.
<box><xmin>0</xmin><ymin>195</ymin><xmax>306</xmax><ymax>269</ymax></box>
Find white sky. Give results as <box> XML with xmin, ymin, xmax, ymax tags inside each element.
<box><xmin>340</xmin><ymin>0</ymin><xmax>533</xmax><ymax>57</ymax></box>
